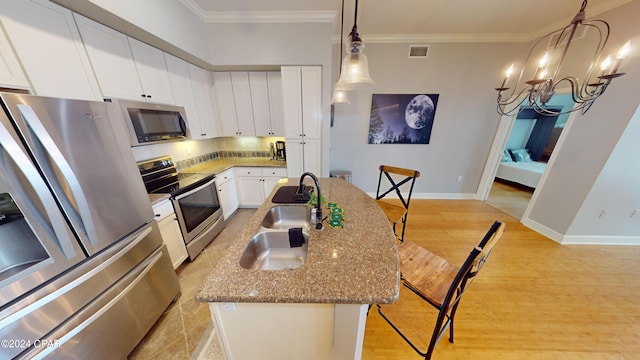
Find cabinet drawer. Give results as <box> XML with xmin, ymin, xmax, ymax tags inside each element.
<box><xmin>235</xmin><ymin>167</ymin><xmax>260</xmax><ymax>177</ymax></box>
<box><xmin>261</xmin><ymin>167</ymin><xmax>287</xmax><ymax>177</ymax></box>
<box><xmin>152</xmin><ymin>199</ymin><xmax>175</xmax><ymax>221</ymax></box>
<box><xmin>216</xmin><ymin>169</ymin><xmax>234</xmax><ymax>186</ymax></box>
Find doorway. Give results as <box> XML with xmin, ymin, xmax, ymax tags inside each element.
<box><xmin>477</xmin><ymin>94</ymin><xmax>575</xmax><ymax>220</ymax></box>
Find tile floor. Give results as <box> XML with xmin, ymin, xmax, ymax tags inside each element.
<box><xmin>128</xmin><ymin>209</ymin><xmax>256</xmax><ymax>360</ymax></box>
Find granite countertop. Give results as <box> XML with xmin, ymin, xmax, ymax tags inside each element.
<box><xmin>148</xmin><ymin>193</ymin><xmax>170</xmax><ymax>206</ymax></box>
<box><xmin>196</xmin><ymin>177</ymin><xmax>400</xmax><ymax>305</ymax></box>
<box><xmin>181</xmin><ymin>157</ymin><xmax>286</xmax><ymax>175</ymax></box>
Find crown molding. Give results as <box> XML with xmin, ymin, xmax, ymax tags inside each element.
<box><xmin>178</xmin><ymin>1</ymin><xmax>335</xmax><ymax>23</ymax></box>
<box><xmin>362</xmin><ymin>33</ymin><xmax>532</xmax><ymax>44</ymax></box>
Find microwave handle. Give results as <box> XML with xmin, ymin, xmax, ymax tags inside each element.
<box><xmin>179</xmin><ymin>112</ymin><xmax>188</xmax><ymax>135</ymax></box>
<box><xmin>17</xmin><ymin>104</ymin><xmax>98</xmax><ymax>245</ymax></box>
<box><xmin>0</xmin><ymin>120</ymin><xmax>78</xmax><ymax>258</ymax></box>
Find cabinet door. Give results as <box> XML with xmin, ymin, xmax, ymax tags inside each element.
<box><xmin>267</xmin><ymin>72</ymin><xmax>285</xmax><ymax>136</ymax></box>
<box><xmin>263</xmin><ymin>177</ymin><xmax>282</xmax><ymax>199</ymax></box>
<box><xmin>302</xmin><ymin>138</ymin><xmax>322</xmax><ymax>175</ymax></box>
<box><xmin>212</xmin><ymin>72</ymin><xmax>240</xmax><ymax>136</ymax></box>
<box><xmin>0</xmin><ymin>29</ymin><xmax>29</xmax><ymax>89</ymax></box>
<box><xmin>157</xmin><ymin>216</ymin><xmax>188</xmax><ymax>269</ymax></box>
<box><xmin>281</xmin><ymin>67</ymin><xmax>304</xmax><ymax>138</ymax></box>
<box><xmin>164</xmin><ymin>53</ymin><xmax>201</xmax><ymax>137</ymax></box>
<box><xmin>74</xmin><ymin>13</ymin><xmax>144</xmax><ymax>101</ymax></box>
<box><xmin>189</xmin><ymin>64</ymin><xmax>219</xmax><ymax>139</ymax></box>
<box><xmin>218</xmin><ymin>179</ymin><xmax>239</xmax><ymax>220</ymax></box>
<box><xmin>0</xmin><ymin>0</ymin><xmax>102</xmax><ymax>101</ymax></box>
<box><xmin>301</xmin><ymin>66</ymin><xmax>322</xmax><ymax>138</ymax></box>
<box><xmin>250</xmin><ymin>72</ymin><xmax>272</xmax><ymax>137</ymax></box>
<box><xmin>236</xmin><ymin>176</ymin><xmax>264</xmax><ymax>207</ymax></box>
<box><xmin>128</xmin><ymin>37</ymin><xmax>175</xmax><ymax>105</ymax></box>
<box><xmin>285</xmin><ymin>139</ymin><xmax>305</xmax><ymax>178</ymax></box>
<box><xmin>230</xmin><ymin>72</ymin><xmax>255</xmax><ymax>136</ymax></box>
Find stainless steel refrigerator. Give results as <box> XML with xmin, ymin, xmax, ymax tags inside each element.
<box><xmin>0</xmin><ymin>93</ymin><xmax>180</xmax><ymax>359</ymax></box>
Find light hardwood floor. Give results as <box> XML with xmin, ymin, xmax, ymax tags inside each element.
<box><xmin>131</xmin><ymin>201</ymin><xmax>640</xmax><ymax>360</ymax></box>
<box><xmin>363</xmin><ymin>200</ymin><xmax>640</xmax><ymax>360</ymax></box>
<box><xmin>485</xmin><ymin>179</ymin><xmax>533</xmax><ymax>219</ymax></box>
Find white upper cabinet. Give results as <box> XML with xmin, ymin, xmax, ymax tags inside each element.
<box><xmin>164</xmin><ymin>53</ymin><xmax>198</xmax><ymax>134</ymax></box>
<box><xmin>250</xmin><ymin>72</ymin><xmax>271</xmax><ymax>136</ymax></box>
<box><xmin>214</xmin><ymin>71</ymin><xmax>284</xmax><ymax>137</ymax></box>
<box><xmin>212</xmin><ymin>72</ymin><xmax>239</xmax><ymax>136</ymax></box>
<box><xmin>230</xmin><ymin>72</ymin><xmax>256</xmax><ymax>136</ymax></box>
<box><xmin>74</xmin><ymin>14</ymin><xmax>143</xmax><ymax>101</ymax></box>
<box><xmin>165</xmin><ymin>54</ymin><xmax>218</xmax><ymax>139</ymax></box>
<box><xmin>252</xmin><ymin>72</ymin><xmax>285</xmax><ymax>137</ymax></box>
<box><xmin>281</xmin><ymin>66</ymin><xmax>322</xmax><ymax>139</ymax></box>
<box><xmin>75</xmin><ymin>14</ymin><xmax>174</xmax><ymax>104</ymax></box>
<box><xmin>188</xmin><ymin>64</ymin><xmax>219</xmax><ymax>139</ymax></box>
<box><xmin>0</xmin><ymin>29</ymin><xmax>29</xmax><ymax>89</ymax></box>
<box><xmin>128</xmin><ymin>38</ymin><xmax>175</xmax><ymax>104</ymax></box>
<box><xmin>267</xmin><ymin>72</ymin><xmax>285</xmax><ymax>136</ymax></box>
<box><xmin>0</xmin><ymin>0</ymin><xmax>102</xmax><ymax>101</ymax></box>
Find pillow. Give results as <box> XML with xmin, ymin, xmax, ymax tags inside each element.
<box><xmin>510</xmin><ymin>148</ymin><xmax>531</xmax><ymax>162</ymax></box>
<box><xmin>501</xmin><ymin>150</ymin><xmax>513</xmax><ymax>162</ymax></box>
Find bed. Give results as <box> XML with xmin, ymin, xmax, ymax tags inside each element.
<box><xmin>495</xmin><ymin>149</ymin><xmax>547</xmax><ymax>188</ymax></box>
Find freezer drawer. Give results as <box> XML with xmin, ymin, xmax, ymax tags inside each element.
<box><xmin>19</xmin><ymin>245</ymin><xmax>180</xmax><ymax>359</ymax></box>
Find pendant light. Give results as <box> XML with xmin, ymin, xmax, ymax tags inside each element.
<box><xmin>334</xmin><ymin>0</ymin><xmax>374</xmax><ymax>91</ymax></box>
<box><xmin>332</xmin><ymin>0</ymin><xmax>350</xmax><ymax>104</ymax></box>
<box><xmin>495</xmin><ymin>0</ymin><xmax>630</xmax><ymax>116</ymax></box>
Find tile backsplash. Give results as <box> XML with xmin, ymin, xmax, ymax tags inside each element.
<box><xmin>175</xmin><ymin>150</ymin><xmax>272</xmax><ymax>170</ymax></box>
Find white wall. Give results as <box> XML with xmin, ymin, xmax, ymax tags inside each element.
<box><xmin>330</xmin><ymin>42</ymin><xmax>522</xmax><ymax>196</ymax></box>
<box><xmin>525</xmin><ymin>0</ymin><xmax>640</xmax><ymax>242</ymax></box>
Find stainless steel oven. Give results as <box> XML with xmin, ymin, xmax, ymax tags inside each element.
<box><xmin>138</xmin><ymin>156</ymin><xmax>225</xmax><ymax>260</ymax></box>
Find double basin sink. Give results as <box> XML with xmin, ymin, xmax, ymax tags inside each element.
<box><xmin>239</xmin><ymin>205</ymin><xmax>311</xmax><ymax>270</ymax></box>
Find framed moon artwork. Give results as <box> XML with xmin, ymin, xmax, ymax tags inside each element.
<box><xmin>368</xmin><ymin>93</ymin><xmax>439</xmax><ymax>144</ymax></box>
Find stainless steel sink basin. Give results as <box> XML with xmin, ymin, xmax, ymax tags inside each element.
<box><xmin>261</xmin><ymin>205</ymin><xmax>311</xmax><ymax>230</ymax></box>
<box><xmin>239</xmin><ymin>231</ymin><xmax>309</xmax><ymax>270</ymax></box>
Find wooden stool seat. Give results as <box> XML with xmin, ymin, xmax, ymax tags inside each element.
<box><xmin>375</xmin><ymin>199</ymin><xmax>407</xmax><ymax>224</ymax></box>
<box><xmin>399</xmin><ymin>241</ymin><xmax>459</xmax><ymax>307</ymax></box>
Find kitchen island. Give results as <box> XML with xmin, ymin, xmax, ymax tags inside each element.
<box><xmin>196</xmin><ymin>177</ymin><xmax>400</xmax><ymax>359</ymax></box>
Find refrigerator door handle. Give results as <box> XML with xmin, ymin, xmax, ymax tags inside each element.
<box><xmin>17</xmin><ymin>104</ymin><xmax>98</xmax><ymax>245</ymax></box>
<box><xmin>0</xmin><ymin>120</ymin><xmax>78</xmax><ymax>258</ymax></box>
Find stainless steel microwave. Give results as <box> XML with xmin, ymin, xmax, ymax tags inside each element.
<box><xmin>116</xmin><ymin>100</ymin><xmax>190</xmax><ymax>146</ymax></box>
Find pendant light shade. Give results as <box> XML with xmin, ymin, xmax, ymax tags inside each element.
<box><xmin>335</xmin><ymin>40</ymin><xmax>374</xmax><ymax>90</ymax></box>
<box><xmin>331</xmin><ymin>87</ymin><xmax>350</xmax><ymax>104</ymax></box>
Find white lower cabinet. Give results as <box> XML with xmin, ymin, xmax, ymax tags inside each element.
<box><xmin>235</xmin><ymin>167</ymin><xmax>287</xmax><ymax>207</ymax></box>
<box><xmin>152</xmin><ymin>199</ymin><xmax>187</xmax><ymax>269</ymax></box>
<box><xmin>215</xmin><ymin>169</ymin><xmax>239</xmax><ymax>220</ymax></box>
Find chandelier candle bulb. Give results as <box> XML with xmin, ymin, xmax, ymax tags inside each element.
<box><xmin>611</xmin><ymin>41</ymin><xmax>631</xmax><ymax>74</ymax></box>
<box><xmin>500</xmin><ymin>64</ymin><xmax>514</xmax><ymax>88</ymax></box>
<box><xmin>600</xmin><ymin>56</ymin><xmax>613</xmax><ymax>76</ymax></box>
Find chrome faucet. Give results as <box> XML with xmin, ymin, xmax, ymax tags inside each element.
<box><xmin>298</xmin><ymin>172</ymin><xmax>323</xmax><ymax>230</ymax></box>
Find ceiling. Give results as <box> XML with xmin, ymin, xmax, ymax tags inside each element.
<box><xmin>184</xmin><ymin>0</ymin><xmax>631</xmax><ymax>42</ymax></box>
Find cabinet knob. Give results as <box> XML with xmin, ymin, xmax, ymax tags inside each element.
<box><xmin>146</xmin><ymin>95</ymin><xmax>152</xmax><ymax>98</ymax></box>
<box><xmin>155</xmin><ymin>213</ymin><xmax>161</xmax><ymax>217</ymax></box>
<box><xmin>201</xmin><ymin>133</ymin><xmax>206</xmax><ymax>136</ymax></box>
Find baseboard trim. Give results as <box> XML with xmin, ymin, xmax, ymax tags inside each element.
<box><xmin>560</xmin><ymin>235</ymin><xmax>640</xmax><ymax>245</ymax></box>
<box><xmin>523</xmin><ymin>217</ymin><xmax>640</xmax><ymax>245</ymax></box>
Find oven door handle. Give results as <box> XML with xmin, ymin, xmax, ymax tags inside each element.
<box><xmin>173</xmin><ymin>177</ymin><xmax>217</xmax><ymax>201</ymax></box>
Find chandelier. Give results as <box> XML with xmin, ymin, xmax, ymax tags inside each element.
<box><xmin>495</xmin><ymin>0</ymin><xmax>630</xmax><ymax>116</ymax></box>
